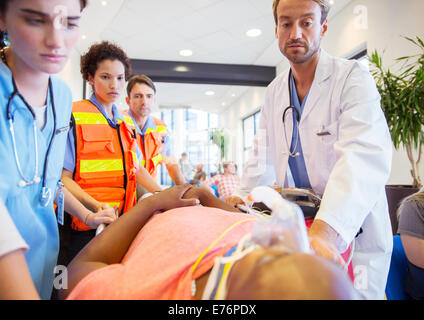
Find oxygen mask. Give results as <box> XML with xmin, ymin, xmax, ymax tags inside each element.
<box><xmin>247</xmin><ymin>186</ymin><xmax>311</xmax><ymax>254</ymax></box>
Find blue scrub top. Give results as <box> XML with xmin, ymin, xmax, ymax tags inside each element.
<box><xmin>63</xmin><ymin>94</ymin><xmax>143</xmax><ymax>172</ymax></box>
<box><xmin>0</xmin><ymin>62</ymin><xmax>72</xmax><ymax>299</ymax></box>
<box><xmin>288</xmin><ymin>73</ymin><xmax>312</xmax><ymax>189</ymax></box>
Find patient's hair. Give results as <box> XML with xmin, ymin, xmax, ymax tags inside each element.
<box><xmin>226</xmin><ymin>252</ymin><xmax>360</xmax><ymax>300</ymax></box>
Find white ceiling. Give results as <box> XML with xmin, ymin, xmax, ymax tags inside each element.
<box><xmin>76</xmin><ymin>0</ymin><xmax>352</xmax><ymax>114</ymax></box>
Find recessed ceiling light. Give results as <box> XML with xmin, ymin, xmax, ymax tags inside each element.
<box><xmin>81</xmin><ymin>34</ymin><xmax>87</xmax><ymax>40</ymax></box>
<box><xmin>221</xmin><ymin>102</ymin><xmax>227</xmax><ymax>106</ymax></box>
<box><xmin>205</xmin><ymin>91</ymin><xmax>215</xmax><ymax>96</ymax></box>
<box><xmin>231</xmin><ymin>93</ymin><xmax>236</xmax><ymax>97</ymax></box>
<box><xmin>101</xmin><ymin>1</ymin><xmax>107</xmax><ymax>6</ymax></box>
<box><xmin>329</xmin><ymin>0</ymin><xmax>335</xmax><ymax>5</ymax></box>
<box><xmin>179</xmin><ymin>49</ymin><xmax>193</xmax><ymax>57</ymax></box>
<box><xmin>174</xmin><ymin>65</ymin><xmax>189</xmax><ymax>72</ymax></box>
<box><xmin>246</xmin><ymin>28</ymin><xmax>262</xmax><ymax>37</ymax></box>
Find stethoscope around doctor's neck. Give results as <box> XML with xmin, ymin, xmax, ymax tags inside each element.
<box><xmin>282</xmin><ymin>69</ymin><xmax>301</xmax><ymax>158</ymax></box>
<box><xmin>5</xmin><ymin>70</ymin><xmax>57</xmax><ymax>207</ymax></box>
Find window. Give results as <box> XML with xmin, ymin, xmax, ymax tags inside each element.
<box><xmin>161</xmin><ymin>109</ymin><xmax>175</xmax><ymax>131</ymax></box>
<box><xmin>242</xmin><ymin>110</ymin><xmax>261</xmax><ymax>163</ymax></box>
<box><xmin>158</xmin><ymin>110</ymin><xmax>174</xmax><ymax>186</ymax></box>
<box><xmin>157</xmin><ymin>108</ymin><xmax>220</xmax><ymax>185</ymax></box>
<box><xmin>185</xmin><ymin>110</ymin><xmax>220</xmax><ymax>177</ymax></box>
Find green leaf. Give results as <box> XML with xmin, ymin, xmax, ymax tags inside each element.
<box><xmin>370</xmin><ymin>36</ymin><xmax>424</xmax><ymax>184</ymax></box>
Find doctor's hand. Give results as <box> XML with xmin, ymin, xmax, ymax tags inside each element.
<box><xmin>84</xmin><ymin>204</ymin><xmax>117</xmax><ymax>229</ymax></box>
<box><xmin>308</xmin><ymin>234</ymin><xmax>347</xmax><ymax>270</ymax></box>
<box><xmin>308</xmin><ymin>220</ymin><xmax>347</xmax><ymax>270</ymax></box>
<box><xmin>225</xmin><ymin>196</ymin><xmax>245</xmax><ymax>208</ymax></box>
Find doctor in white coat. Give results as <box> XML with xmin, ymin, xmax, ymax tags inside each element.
<box><xmin>227</xmin><ymin>0</ymin><xmax>393</xmax><ymax>300</ymax></box>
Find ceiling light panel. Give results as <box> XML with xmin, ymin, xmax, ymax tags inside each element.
<box><xmin>246</xmin><ymin>28</ymin><xmax>262</xmax><ymax>37</ymax></box>
<box><xmin>179</xmin><ymin>49</ymin><xmax>193</xmax><ymax>57</ymax></box>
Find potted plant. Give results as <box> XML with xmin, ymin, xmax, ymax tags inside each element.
<box><xmin>370</xmin><ymin>36</ymin><xmax>424</xmax><ymax>234</ymax></box>
<box><xmin>209</xmin><ymin>128</ymin><xmax>229</xmax><ymax>174</ymax></box>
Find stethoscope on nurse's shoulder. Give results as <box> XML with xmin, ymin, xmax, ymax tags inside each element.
<box><xmin>282</xmin><ymin>69</ymin><xmax>301</xmax><ymax>158</ymax></box>
<box><xmin>2</xmin><ymin>48</ymin><xmax>57</xmax><ymax>207</ymax></box>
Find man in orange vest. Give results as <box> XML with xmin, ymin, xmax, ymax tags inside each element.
<box><xmin>124</xmin><ymin>75</ymin><xmax>185</xmax><ymax>187</ymax></box>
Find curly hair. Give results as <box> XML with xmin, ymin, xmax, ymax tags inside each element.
<box><xmin>80</xmin><ymin>41</ymin><xmax>132</xmax><ymax>81</ymax></box>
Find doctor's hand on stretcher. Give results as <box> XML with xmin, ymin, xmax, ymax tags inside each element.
<box><xmin>225</xmin><ymin>194</ymin><xmax>346</xmax><ymax>268</ymax></box>
<box><xmin>308</xmin><ymin>220</ymin><xmax>347</xmax><ymax>270</ymax></box>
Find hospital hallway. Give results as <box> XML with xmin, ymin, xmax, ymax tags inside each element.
<box><xmin>0</xmin><ymin>0</ymin><xmax>423</xmax><ymax>309</ymax></box>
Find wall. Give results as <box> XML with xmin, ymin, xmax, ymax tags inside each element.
<box><xmin>223</xmin><ymin>0</ymin><xmax>424</xmax><ymax>185</ymax></box>
<box><xmin>57</xmin><ymin>48</ymin><xmax>84</xmax><ymax>102</ymax></box>
<box><xmin>220</xmin><ymin>87</ymin><xmax>266</xmax><ymax>172</ymax></box>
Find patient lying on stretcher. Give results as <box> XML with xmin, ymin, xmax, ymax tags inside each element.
<box><xmin>60</xmin><ymin>184</ymin><xmax>361</xmax><ymax>300</ymax></box>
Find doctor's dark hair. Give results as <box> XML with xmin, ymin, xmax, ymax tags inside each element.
<box><xmin>0</xmin><ymin>0</ymin><xmax>88</xmax><ymax>13</ymax></box>
<box><xmin>127</xmin><ymin>75</ymin><xmax>157</xmax><ymax>97</ymax></box>
<box><xmin>80</xmin><ymin>41</ymin><xmax>132</xmax><ymax>81</ymax></box>
<box><xmin>272</xmin><ymin>0</ymin><xmax>330</xmax><ymax>25</ymax></box>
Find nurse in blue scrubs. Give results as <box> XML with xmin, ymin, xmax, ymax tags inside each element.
<box><xmin>0</xmin><ymin>0</ymin><xmax>116</xmax><ymax>299</ymax></box>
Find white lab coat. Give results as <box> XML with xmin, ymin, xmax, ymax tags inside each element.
<box><xmin>236</xmin><ymin>49</ymin><xmax>393</xmax><ymax>300</ymax></box>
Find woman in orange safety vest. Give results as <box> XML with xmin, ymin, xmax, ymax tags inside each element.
<box><xmin>60</xmin><ymin>41</ymin><xmax>162</xmax><ymax>265</ymax></box>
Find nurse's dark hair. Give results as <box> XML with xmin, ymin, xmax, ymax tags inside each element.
<box><xmin>0</xmin><ymin>31</ymin><xmax>7</xmax><ymax>49</ymax></box>
<box><xmin>272</xmin><ymin>0</ymin><xmax>330</xmax><ymax>25</ymax></box>
<box><xmin>0</xmin><ymin>0</ymin><xmax>88</xmax><ymax>13</ymax></box>
<box><xmin>126</xmin><ymin>75</ymin><xmax>157</xmax><ymax>97</ymax></box>
<box><xmin>80</xmin><ymin>41</ymin><xmax>132</xmax><ymax>81</ymax></box>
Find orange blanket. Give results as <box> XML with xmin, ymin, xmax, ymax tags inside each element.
<box><xmin>67</xmin><ymin>207</ymin><xmax>256</xmax><ymax>300</ymax></box>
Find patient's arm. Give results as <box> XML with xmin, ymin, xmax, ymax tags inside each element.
<box><xmin>62</xmin><ymin>184</ymin><xmax>197</xmax><ymax>298</ymax></box>
<box><xmin>61</xmin><ymin>186</ymin><xmax>239</xmax><ymax>299</ymax></box>
<box><xmin>184</xmin><ymin>187</ymin><xmax>240</xmax><ymax>213</ymax></box>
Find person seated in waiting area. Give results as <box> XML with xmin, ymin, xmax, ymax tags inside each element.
<box><xmin>397</xmin><ymin>189</ymin><xmax>424</xmax><ymax>300</ymax></box>
<box><xmin>202</xmin><ymin>162</ymin><xmax>240</xmax><ymax>200</ymax></box>
<box><xmin>191</xmin><ymin>163</ymin><xmax>206</xmax><ymax>186</ymax></box>
<box><xmin>191</xmin><ymin>170</ymin><xmax>206</xmax><ymax>187</ymax></box>
<box><xmin>179</xmin><ymin>152</ymin><xmax>193</xmax><ymax>182</ymax></box>
<box><xmin>59</xmin><ymin>185</ymin><xmax>360</xmax><ymax>300</ymax></box>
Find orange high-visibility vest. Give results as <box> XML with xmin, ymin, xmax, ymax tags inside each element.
<box><xmin>70</xmin><ymin>100</ymin><xmax>139</xmax><ymax>231</ymax></box>
<box><xmin>123</xmin><ymin>112</ymin><xmax>166</xmax><ymax>178</ymax></box>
